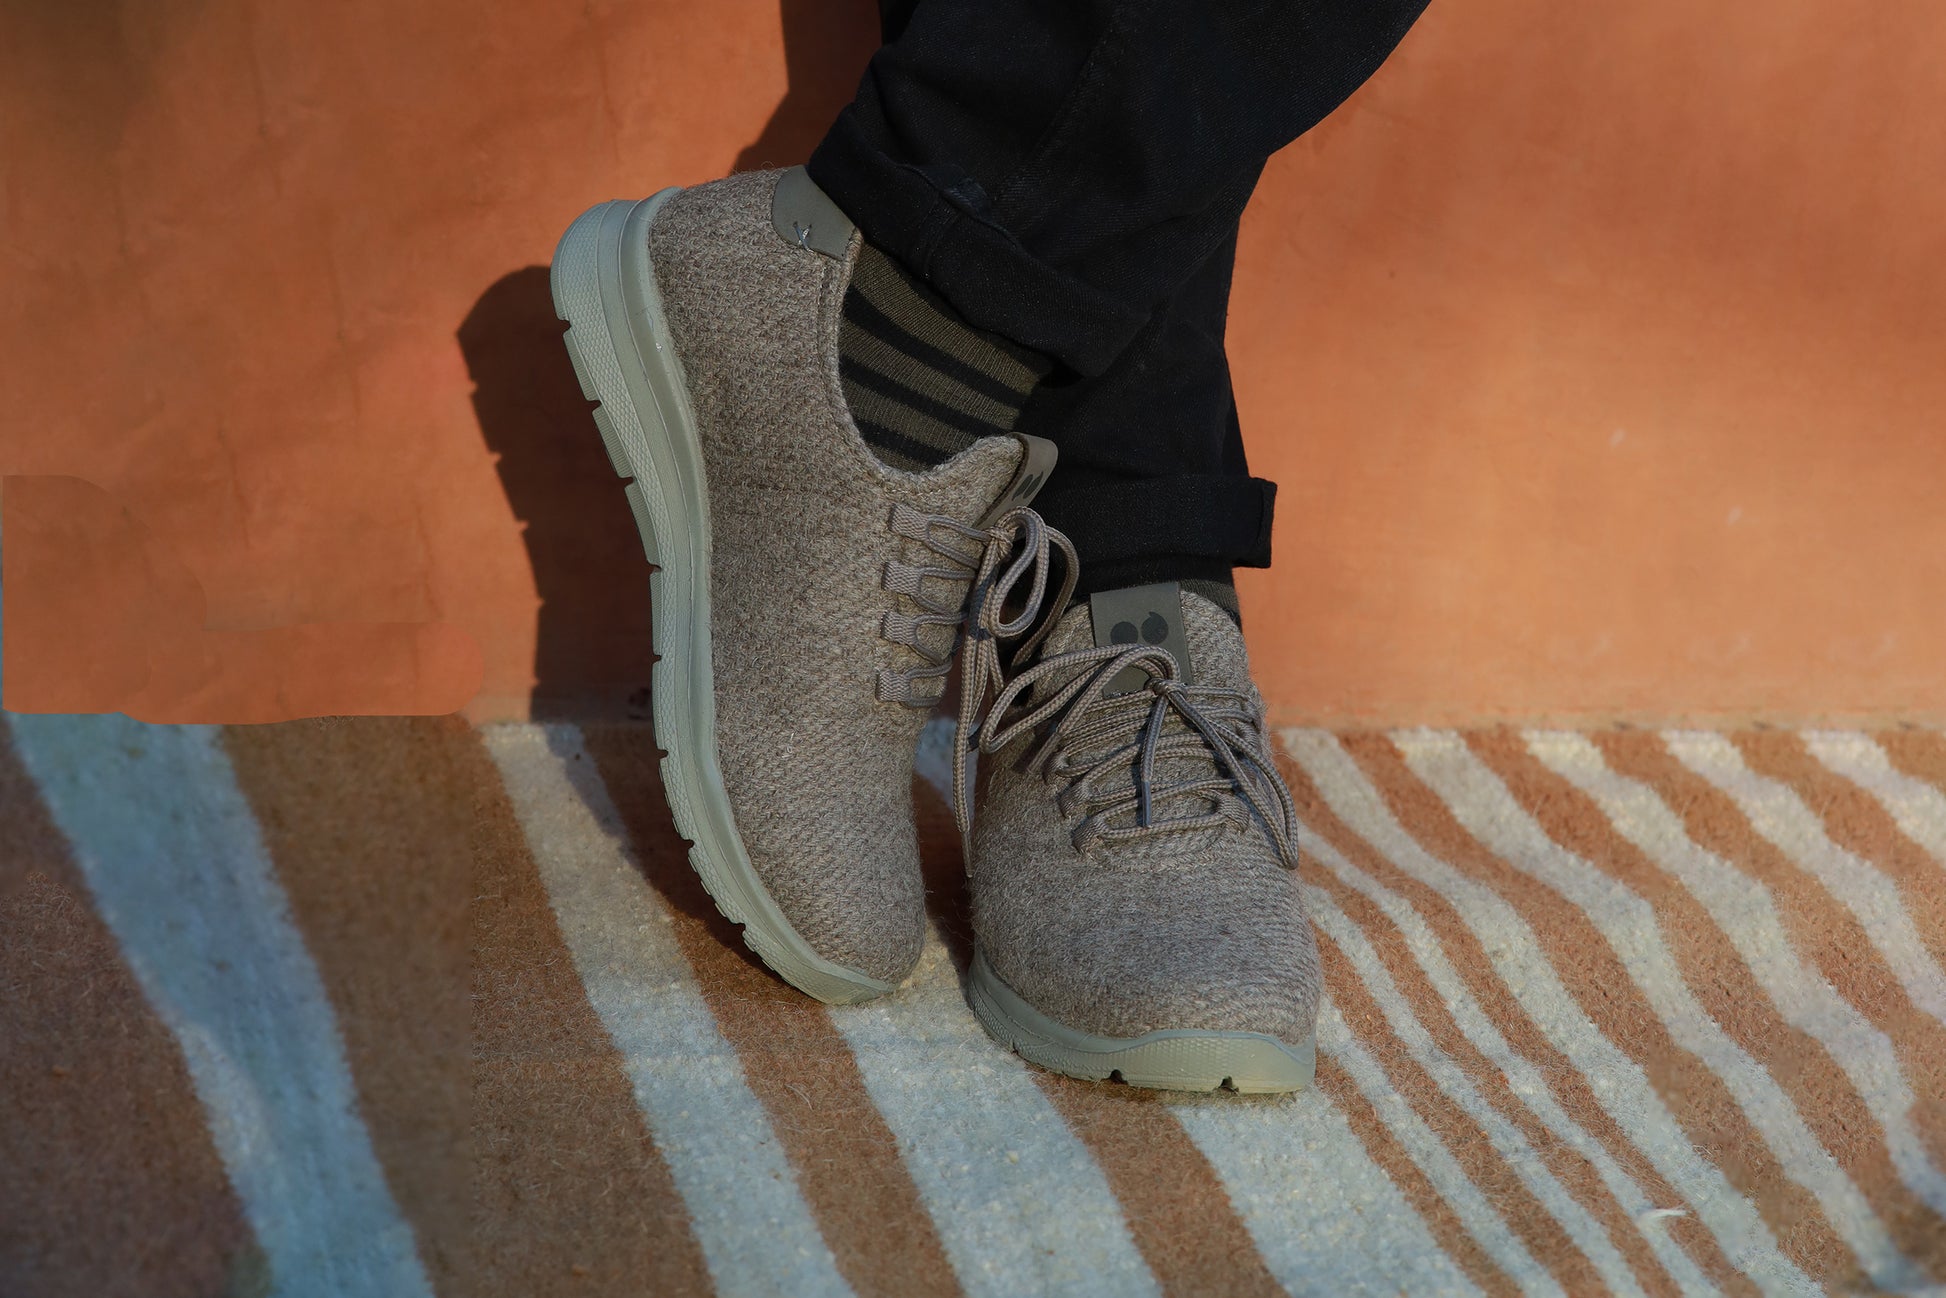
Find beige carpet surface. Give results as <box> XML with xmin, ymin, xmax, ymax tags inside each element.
<box><xmin>4</xmin><ymin>713</ymin><xmax>1944</xmax><ymax>1297</ymax></box>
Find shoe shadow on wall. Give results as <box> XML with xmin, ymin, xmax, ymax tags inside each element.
<box><xmin>461</xmin><ymin>267</ymin><xmax>771</xmax><ymax>974</ymax></box>
<box><xmin>460</xmin><ymin>267</ymin><xmax>656</xmax><ymax>722</ymax></box>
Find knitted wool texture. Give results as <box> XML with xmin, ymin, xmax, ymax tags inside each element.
<box><xmin>649</xmin><ymin>170</ymin><xmax>1026</xmax><ymax>984</ymax></box>
<box><xmin>969</xmin><ymin>592</ymin><xmax>1322</xmax><ymax>1042</ymax></box>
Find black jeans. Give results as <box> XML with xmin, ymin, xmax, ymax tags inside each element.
<box><xmin>808</xmin><ymin>0</ymin><xmax>1430</xmax><ymax>593</ymax></box>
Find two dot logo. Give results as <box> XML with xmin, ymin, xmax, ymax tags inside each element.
<box><xmin>1010</xmin><ymin>470</ymin><xmax>1044</xmax><ymax>502</ymax></box>
<box><xmin>1110</xmin><ymin>612</ymin><xmax>1171</xmax><ymax>646</ymax></box>
<box><xmin>1090</xmin><ymin>582</ymin><xmax>1194</xmax><ymax>692</ymax></box>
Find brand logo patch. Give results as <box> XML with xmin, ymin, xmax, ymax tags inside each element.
<box><xmin>1089</xmin><ymin>582</ymin><xmax>1195</xmax><ymax>695</ymax></box>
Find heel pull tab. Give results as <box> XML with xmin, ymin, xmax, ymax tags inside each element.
<box><xmin>770</xmin><ymin>166</ymin><xmax>855</xmax><ymax>259</ymax></box>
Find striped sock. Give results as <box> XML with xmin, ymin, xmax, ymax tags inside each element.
<box><xmin>840</xmin><ymin>242</ymin><xmax>1051</xmax><ymax>471</ymax></box>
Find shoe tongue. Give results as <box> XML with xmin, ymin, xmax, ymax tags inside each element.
<box><xmin>1026</xmin><ymin>585</ymin><xmax>1260</xmax><ymax>848</ymax></box>
<box><xmin>1033</xmin><ymin>584</ymin><xmax>1251</xmax><ymax>696</ymax></box>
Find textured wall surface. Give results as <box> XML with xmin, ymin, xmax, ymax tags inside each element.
<box><xmin>3</xmin><ymin>0</ymin><xmax>1941</xmax><ymax>725</ymax></box>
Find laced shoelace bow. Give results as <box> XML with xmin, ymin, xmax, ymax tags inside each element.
<box><xmin>955</xmin><ymin>575</ymin><xmax>1300</xmax><ymax>871</ymax></box>
<box><xmin>950</xmin><ymin>506</ymin><xmax>1079</xmax><ymax>828</ymax></box>
<box><xmin>876</xmin><ymin>501</ymin><xmax>1072</xmax><ymax>707</ymax></box>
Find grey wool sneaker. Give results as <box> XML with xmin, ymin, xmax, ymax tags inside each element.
<box><xmin>957</xmin><ymin>581</ymin><xmax>1321</xmax><ymax>1092</ymax></box>
<box><xmin>550</xmin><ymin>168</ymin><xmax>1058</xmax><ymax>1003</ymax></box>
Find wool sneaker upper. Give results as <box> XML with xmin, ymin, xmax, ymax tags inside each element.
<box><xmin>645</xmin><ymin>170</ymin><xmax>1046</xmax><ymax>986</ymax></box>
<box><xmin>966</xmin><ymin>589</ymin><xmax>1322</xmax><ymax>1045</ymax></box>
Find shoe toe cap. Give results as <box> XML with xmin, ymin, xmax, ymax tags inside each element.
<box><xmin>977</xmin><ymin>850</ymin><xmax>1320</xmax><ymax>1045</ymax></box>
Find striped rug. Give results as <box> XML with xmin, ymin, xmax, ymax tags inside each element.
<box><xmin>4</xmin><ymin>713</ymin><xmax>1944</xmax><ymax>1297</ymax></box>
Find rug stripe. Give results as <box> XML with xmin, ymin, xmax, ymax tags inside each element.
<box><xmin>1436</xmin><ymin>728</ymin><xmax>1916</xmax><ymax>1289</ymax></box>
<box><xmin>1318</xmin><ymin>998</ymin><xmax>1558</xmax><ymax>1294</ymax></box>
<box><xmin>1302</xmin><ymin>820</ymin><xmax>1716</xmax><ymax>1297</ymax></box>
<box><xmin>467</xmin><ymin>726</ymin><xmax>714</xmax><ymax>1295</ymax></box>
<box><xmin>1523</xmin><ymin>731</ymin><xmax>1946</xmax><ymax>1280</ymax></box>
<box><xmin>1663</xmin><ymin>732</ymin><xmax>1946</xmax><ymax>1034</ymax></box>
<box><xmin>1596</xmin><ymin>733</ymin><xmax>1946</xmax><ymax>1207</ymax></box>
<box><xmin>1169</xmin><ymin>1073</ymin><xmax>1494</xmax><ymax>1298</ymax></box>
<box><xmin>223</xmin><ymin>719</ymin><xmax>472</xmax><ymax>1293</ymax></box>
<box><xmin>1315</xmin><ymin>918</ymin><xmax>1603</xmax><ymax>1292</ymax></box>
<box><xmin>1294</xmin><ymin>730</ymin><xmax>1818</xmax><ymax>1293</ymax></box>
<box><xmin>1284</xmin><ymin>735</ymin><xmax>1743</xmax><ymax>1292</ymax></box>
<box><xmin>1743</xmin><ymin>732</ymin><xmax>1946</xmax><ymax>970</ymax></box>
<box><xmin>482</xmin><ymin>723</ymin><xmax>851</xmax><ymax>1298</ymax></box>
<box><xmin>1874</xmin><ymin>730</ymin><xmax>1946</xmax><ymax>802</ymax></box>
<box><xmin>1804</xmin><ymin>732</ymin><xmax>1946</xmax><ymax>876</ymax></box>
<box><xmin>1030</xmin><ymin>1081</ymin><xmax>1285</xmax><ymax>1298</ymax></box>
<box><xmin>826</xmin><ymin>943</ymin><xmax>1163</xmax><ymax>1298</ymax></box>
<box><xmin>6</xmin><ymin>714</ymin><xmax>433</xmax><ymax>1298</ymax></box>
<box><xmin>577</xmin><ymin>723</ymin><xmax>962</xmax><ymax>1298</ymax></box>
<box><xmin>0</xmin><ymin>720</ymin><xmax>259</xmax><ymax>1298</ymax></box>
<box><xmin>1307</xmin><ymin>879</ymin><xmax>1673</xmax><ymax>1292</ymax></box>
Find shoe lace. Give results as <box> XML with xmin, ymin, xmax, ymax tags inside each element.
<box><xmin>957</xmin><ymin>594</ymin><xmax>1300</xmax><ymax>870</ymax></box>
<box><xmin>875</xmin><ymin>500</ymin><xmax>1070</xmax><ymax>708</ymax></box>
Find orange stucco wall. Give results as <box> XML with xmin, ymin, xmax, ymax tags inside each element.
<box><xmin>3</xmin><ymin>0</ymin><xmax>1941</xmax><ymax>726</ymax></box>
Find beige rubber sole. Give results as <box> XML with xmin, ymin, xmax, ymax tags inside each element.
<box><xmin>549</xmin><ymin>195</ymin><xmax>895</xmax><ymax>1006</ymax></box>
<box><xmin>968</xmin><ymin>948</ymin><xmax>1317</xmax><ymax>1094</ymax></box>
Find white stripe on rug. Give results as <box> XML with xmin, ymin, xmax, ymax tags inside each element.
<box><xmin>1167</xmin><ymin>1079</ymin><xmax>1487</xmax><ymax>1298</ymax></box>
<box><xmin>483</xmin><ymin>724</ymin><xmax>851</xmax><ymax>1298</ymax></box>
<box><xmin>1299</xmin><ymin>824</ymin><xmax>1715</xmax><ymax>1294</ymax></box>
<box><xmin>826</xmin><ymin>939</ymin><xmax>1162</xmax><ymax>1298</ymax></box>
<box><xmin>1318</xmin><ymin>998</ymin><xmax>1562</xmax><ymax>1296</ymax></box>
<box><xmin>1664</xmin><ymin>731</ymin><xmax>1946</xmax><ymax>1032</ymax></box>
<box><xmin>1398</xmin><ymin>729</ymin><xmax>1924</xmax><ymax>1292</ymax></box>
<box><xmin>1802</xmin><ymin>731</ymin><xmax>1946</xmax><ymax>869</ymax></box>
<box><xmin>1283</xmin><ymin>728</ymin><xmax>1814</xmax><ymax>1294</ymax></box>
<box><xmin>1531</xmin><ymin>731</ymin><xmax>1946</xmax><ymax>1219</ymax></box>
<box><xmin>7</xmin><ymin>715</ymin><xmax>433</xmax><ymax>1298</ymax></box>
<box><xmin>1307</xmin><ymin>884</ymin><xmax>1653</xmax><ymax>1296</ymax></box>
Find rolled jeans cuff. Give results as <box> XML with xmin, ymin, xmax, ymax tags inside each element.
<box><xmin>1031</xmin><ymin>474</ymin><xmax>1277</xmax><ymax>572</ymax></box>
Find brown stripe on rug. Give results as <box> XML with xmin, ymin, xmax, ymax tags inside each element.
<box><xmin>1316</xmin><ymin>929</ymin><xmax>1608</xmax><ymax>1294</ymax></box>
<box><xmin>1312</xmin><ymin>1052</ymin><xmax>1513</xmax><ymax>1294</ymax></box>
<box><xmin>1733</xmin><ymin>731</ymin><xmax>1946</xmax><ymax>970</ymax></box>
<box><xmin>578</xmin><ymin>722</ymin><xmax>961</xmax><ymax>1298</ymax></box>
<box><xmin>1031</xmin><ymin>1079</ymin><xmax>1284</xmax><ymax>1298</ymax></box>
<box><xmin>1599</xmin><ymin>729</ymin><xmax>1946</xmax><ymax>1264</ymax></box>
<box><xmin>1348</xmin><ymin>734</ymin><xmax>1865</xmax><ymax>1291</ymax></box>
<box><xmin>467</xmin><ymin>723</ymin><xmax>714</xmax><ymax>1296</ymax></box>
<box><xmin>1290</xmin><ymin>802</ymin><xmax>1684</xmax><ymax>1292</ymax></box>
<box><xmin>1291</xmin><ymin>740</ymin><xmax>1751</xmax><ymax>1295</ymax></box>
<box><xmin>1488</xmin><ymin>729</ymin><xmax>1946</xmax><ymax>1285</ymax></box>
<box><xmin>223</xmin><ymin>717</ymin><xmax>471</xmax><ymax>1293</ymax></box>
<box><xmin>0</xmin><ymin>720</ymin><xmax>260</xmax><ymax>1298</ymax></box>
<box><xmin>1876</xmin><ymin>730</ymin><xmax>1946</xmax><ymax>799</ymax></box>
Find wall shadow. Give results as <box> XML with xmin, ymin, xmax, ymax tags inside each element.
<box><xmin>460</xmin><ymin>266</ymin><xmax>656</xmax><ymax>722</ymax></box>
<box><xmin>461</xmin><ymin>269</ymin><xmax>771</xmax><ymax>977</ymax></box>
<box><xmin>732</xmin><ymin>0</ymin><xmax>883</xmax><ymax>173</ymax></box>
